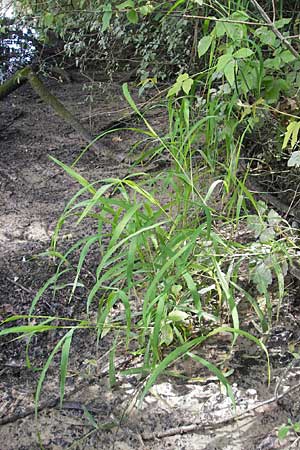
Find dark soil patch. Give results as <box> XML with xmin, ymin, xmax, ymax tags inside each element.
<box><xmin>1</xmin><ymin>76</ymin><xmax>300</xmax><ymax>450</ymax></box>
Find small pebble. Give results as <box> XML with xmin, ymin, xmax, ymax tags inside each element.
<box><xmin>246</xmin><ymin>388</ymin><xmax>257</xmax><ymax>398</ymax></box>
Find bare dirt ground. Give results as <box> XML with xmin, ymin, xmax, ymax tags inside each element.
<box><xmin>1</xmin><ymin>77</ymin><xmax>300</xmax><ymax>450</ymax></box>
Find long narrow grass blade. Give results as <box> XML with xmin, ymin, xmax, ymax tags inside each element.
<box><xmin>86</xmin><ymin>221</ymin><xmax>168</xmax><ymax>311</ymax></box>
<box><xmin>118</xmin><ymin>291</ymin><xmax>132</xmax><ymax>346</ymax></box>
<box><xmin>60</xmin><ymin>329</ymin><xmax>74</xmax><ymax>407</ymax></box>
<box><xmin>188</xmin><ymin>352</ymin><xmax>235</xmax><ymax>405</ymax></box>
<box><xmin>140</xmin><ymin>326</ymin><xmax>270</xmax><ymax>404</ymax></box>
<box><xmin>69</xmin><ymin>235</ymin><xmax>99</xmax><ymax>303</ymax></box>
<box><xmin>183</xmin><ymin>272</ymin><xmax>202</xmax><ymax>321</ymax></box>
<box><xmin>77</xmin><ymin>182</ymin><xmax>116</xmax><ymax>224</ymax></box>
<box><xmin>35</xmin><ymin>334</ymin><xmax>68</xmax><ymax>418</ymax></box>
<box><xmin>139</xmin><ymin>334</ymin><xmax>208</xmax><ymax>404</ymax></box>
<box><xmin>96</xmin><ymin>291</ymin><xmax>118</xmax><ymax>340</ymax></box>
<box><xmin>29</xmin><ymin>268</ymin><xmax>71</xmax><ymax>316</ymax></box>
<box><xmin>49</xmin><ymin>156</ymin><xmax>96</xmax><ymax>195</ymax></box>
<box><xmin>232</xmin><ymin>281</ymin><xmax>268</xmax><ymax>332</ymax></box>
<box><xmin>109</xmin><ymin>334</ymin><xmax>118</xmax><ymax>388</ymax></box>
<box><xmin>151</xmin><ymin>294</ymin><xmax>166</xmax><ymax>364</ymax></box>
<box><xmin>127</xmin><ymin>237</ymin><xmax>137</xmax><ymax>291</ymax></box>
<box><xmin>0</xmin><ymin>324</ymin><xmax>57</xmax><ymax>336</ymax></box>
<box><xmin>122</xmin><ymin>83</ymin><xmax>158</xmax><ymax>137</ymax></box>
<box><xmin>109</xmin><ymin>204</ymin><xmax>140</xmax><ymax>249</ymax></box>
<box><xmin>214</xmin><ymin>259</ymin><xmax>239</xmax><ymax>342</ymax></box>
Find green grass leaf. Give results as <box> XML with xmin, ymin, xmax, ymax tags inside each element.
<box><xmin>35</xmin><ymin>331</ymin><xmax>72</xmax><ymax>418</ymax></box>
<box><xmin>60</xmin><ymin>329</ymin><xmax>74</xmax><ymax>407</ymax></box>
<box><xmin>30</xmin><ymin>268</ymin><xmax>71</xmax><ymax>315</ymax></box>
<box><xmin>151</xmin><ymin>294</ymin><xmax>166</xmax><ymax>364</ymax></box>
<box><xmin>49</xmin><ymin>156</ymin><xmax>96</xmax><ymax>194</ymax></box>
<box><xmin>188</xmin><ymin>352</ymin><xmax>235</xmax><ymax>404</ymax></box>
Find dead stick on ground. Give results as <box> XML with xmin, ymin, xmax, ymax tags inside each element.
<box><xmin>0</xmin><ymin>355</ymin><xmax>133</xmax><ymax>426</ymax></box>
<box><xmin>7</xmin><ymin>277</ymin><xmax>34</xmax><ymax>295</ymax></box>
<box><xmin>141</xmin><ymin>381</ymin><xmax>300</xmax><ymax>441</ymax></box>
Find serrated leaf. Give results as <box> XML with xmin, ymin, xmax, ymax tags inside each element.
<box><xmin>171</xmin><ymin>284</ymin><xmax>183</xmax><ymax>296</ymax></box>
<box><xmin>247</xmin><ymin>215</ymin><xmax>265</xmax><ymax>238</ymax></box>
<box><xmin>139</xmin><ymin>5</ymin><xmax>153</xmax><ymax>15</ymax></box>
<box><xmin>283</xmin><ymin>121</ymin><xmax>300</xmax><ymax>149</ymax></box>
<box><xmin>167</xmin><ymin>82</ymin><xmax>181</xmax><ymax>98</ymax></box>
<box><xmin>252</xmin><ymin>263</ymin><xmax>273</xmax><ymax>294</ymax></box>
<box><xmin>233</xmin><ymin>48</ymin><xmax>253</xmax><ymax>59</ymax></box>
<box><xmin>231</xmin><ymin>11</ymin><xmax>249</xmax><ymax>20</ymax></box>
<box><xmin>257</xmin><ymin>200</ymin><xmax>267</xmax><ymax>215</ymax></box>
<box><xmin>177</xmin><ymin>73</ymin><xmax>189</xmax><ymax>83</ymax></box>
<box><xmin>259</xmin><ymin>227</ymin><xmax>275</xmax><ymax>243</ymax></box>
<box><xmin>127</xmin><ymin>8</ymin><xmax>138</xmax><ymax>24</ymax></box>
<box><xmin>254</xmin><ymin>27</ymin><xmax>276</xmax><ymax>46</ymax></box>
<box><xmin>167</xmin><ymin>74</ymin><xmax>192</xmax><ymax>97</ymax></box>
<box><xmin>215</xmin><ymin>21</ymin><xmax>226</xmax><ymax>37</ymax></box>
<box><xmin>117</xmin><ymin>0</ymin><xmax>134</xmax><ymax>10</ymax></box>
<box><xmin>217</xmin><ymin>54</ymin><xmax>233</xmax><ymax>72</ymax></box>
<box><xmin>267</xmin><ymin>209</ymin><xmax>281</xmax><ymax>226</ymax></box>
<box><xmin>275</xmin><ymin>18</ymin><xmax>291</xmax><ymax>29</ymax></box>
<box><xmin>160</xmin><ymin>323</ymin><xmax>174</xmax><ymax>346</ymax></box>
<box><xmin>278</xmin><ymin>425</ymin><xmax>290</xmax><ymax>440</ymax></box>
<box><xmin>224</xmin><ymin>23</ymin><xmax>244</xmax><ymax>40</ymax></box>
<box><xmin>197</xmin><ymin>35</ymin><xmax>213</xmax><ymax>58</ymax></box>
<box><xmin>288</xmin><ymin>151</ymin><xmax>300</xmax><ymax>167</ymax></box>
<box><xmin>224</xmin><ymin>60</ymin><xmax>236</xmax><ymax>86</ymax></box>
<box><xmin>44</xmin><ymin>12</ymin><xmax>54</xmax><ymax>27</ymax></box>
<box><xmin>265</xmin><ymin>78</ymin><xmax>289</xmax><ymax>104</ymax></box>
<box><xmin>168</xmin><ymin>309</ymin><xmax>189</xmax><ymax>322</ymax></box>
<box><xmin>182</xmin><ymin>78</ymin><xmax>193</xmax><ymax>95</ymax></box>
<box><xmin>280</xmin><ymin>50</ymin><xmax>296</xmax><ymax>64</ymax></box>
<box><xmin>102</xmin><ymin>4</ymin><xmax>112</xmax><ymax>31</ymax></box>
<box><xmin>264</xmin><ymin>56</ymin><xmax>282</xmax><ymax>70</ymax></box>
<box><xmin>294</xmin><ymin>422</ymin><xmax>300</xmax><ymax>432</ymax></box>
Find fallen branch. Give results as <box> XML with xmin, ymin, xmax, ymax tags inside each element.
<box><xmin>0</xmin><ymin>355</ymin><xmax>133</xmax><ymax>426</ymax></box>
<box><xmin>0</xmin><ymin>397</ymin><xmax>59</xmax><ymax>426</ymax></box>
<box><xmin>141</xmin><ymin>381</ymin><xmax>300</xmax><ymax>441</ymax></box>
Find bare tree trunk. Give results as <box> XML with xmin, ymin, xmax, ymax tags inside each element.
<box><xmin>0</xmin><ymin>67</ymin><xmax>104</xmax><ymax>154</ymax></box>
<box><xmin>0</xmin><ymin>66</ymin><xmax>31</xmax><ymax>100</ymax></box>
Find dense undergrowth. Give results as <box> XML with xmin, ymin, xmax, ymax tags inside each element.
<box><xmin>1</xmin><ymin>0</ymin><xmax>300</xmax><ymax>418</ymax></box>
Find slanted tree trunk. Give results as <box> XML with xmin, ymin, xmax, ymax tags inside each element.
<box><xmin>0</xmin><ymin>66</ymin><xmax>31</xmax><ymax>100</ymax></box>
<box><xmin>0</xmin><ymin>67</ymin><xmax>104</xmax><ymax>154</ymax></box>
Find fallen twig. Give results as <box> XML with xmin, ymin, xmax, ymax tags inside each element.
<box><xmin>7</xmin><ymin>277</ymin><xmax>34</xmax><ymax>295</ymax></box>
<box><xmin>0</xmin><ymin>355</ymin><xmax>133</xmax><ymax>426</ymax></box>
<box><xmin>141</xmin><ymin>381</ymin><xmax>300</xmax><ymax>440</ymax></box>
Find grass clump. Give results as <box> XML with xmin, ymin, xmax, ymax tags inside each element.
<box><xmin>2</xmin><ymin>0</ymin><xmax>300</xmax><ymax>418</ymax></box>
<box><xmin>1</xmin><ymin>84</ymin><xmax>296</xmax><ymax>414</ymax></box>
